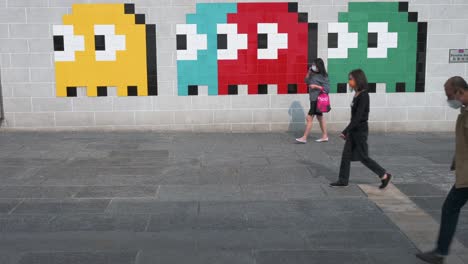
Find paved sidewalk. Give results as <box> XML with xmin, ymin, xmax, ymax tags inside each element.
<box><xmin>0</xmin><ymin>131</ymin><xmax>466</xmax><ymax>264</ymax></box>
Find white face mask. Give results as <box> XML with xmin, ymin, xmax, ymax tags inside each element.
<box><xmin>447</xmin><ymin>99</ymin><xmax>463</xmax><ymax>109</ymax></box>
<box><xmin>311</xmin><ymin>65</ymin><xmax>318</xmax><ymax>73</ymax></box>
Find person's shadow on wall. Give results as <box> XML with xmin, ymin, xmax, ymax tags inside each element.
<box><xmin>288</xmin><ymin>100</ymin><xmax>305</xmax><ymax>136</ymax></box>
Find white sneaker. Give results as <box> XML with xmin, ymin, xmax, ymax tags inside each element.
<box><xmin>315</xmin><ymin>138</ymin><xmax>329</xmax><ymax>143</ymax></box>
<box><xmin>295</xmin><ymin>138</ymin><xmax>307</xmax><ymax>144</ymax></box>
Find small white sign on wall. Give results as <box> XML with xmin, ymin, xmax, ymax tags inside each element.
<box><xmin>449</xmin><ymin>49</ymin><xmax>468</xmax><ymax>63</ymax></box>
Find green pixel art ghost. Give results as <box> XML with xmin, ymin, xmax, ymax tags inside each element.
<box><xmin>327</xmin><ymin>2</ymin><xmax>427</xmax><ymax>93</ymax></box>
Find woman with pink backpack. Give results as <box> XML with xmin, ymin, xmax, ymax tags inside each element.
<box><xmin>296</xmin><ymin>58</ymin><xmax>331</xmax><ymax>144</ymax></box>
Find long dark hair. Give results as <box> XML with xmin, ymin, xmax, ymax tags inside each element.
<box><xmin>349</xmin><ymin>69</ymin><xmax>368</xmax><ymax>92</ymax></box>
<box><xmin>311</xmin><ymin>58</ymin><xmax>328</xmax><ymax>77</ymax></box>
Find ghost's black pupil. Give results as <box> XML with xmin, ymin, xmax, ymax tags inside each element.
<box><xmin>328</xmin><ymin>33</ymin><xmax>338</xmax><ymax>48</ymax></box>
<box><xmin>95</xmin><ymin>35</ymin><xmax>106</xmax><ymax>51</ymax></box>
<box><xmin>368</xmin><ymin>33</ymin><xmax>378</xmax><ymax>48</ymax></box>
<box><xmin>258</xmin><ymin>34</ymin><xmax>268</xmax><ymax>49</ymax></box>
<box><xmin>217</xmin><ymin>34</ymin><xmax>228</xmax><ymax>50</ymax></box>
<box><xmin>176</xmin><ymin>34</ymin><xmax>187</xmax><ymax>50</ymax></box>
<box><xmin>53</xmin><ymin>35</ymin><xmax>65</xmax><ymax>51</ymax></box>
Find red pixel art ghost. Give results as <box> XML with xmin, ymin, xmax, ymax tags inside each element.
<box><xmin>217</xmin><ymin>2</ymin><xmax>318</xmax><ymax>95</ymax></box>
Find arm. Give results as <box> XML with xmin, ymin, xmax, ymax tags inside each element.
<box><xmin>313</xmin><ymin>76</ymin><xmax>330</xmax><ymax>93</ymax></box>
<box><xmin>342</xmin><ymin>93</ymin><xmax>369</xmax><ymax>135</ymax></box>
<box><xmin>322</xmin><ymin>81</ymin><xmax>330</xmax><ymax>94</ymax></box>
<box><xmin>309</xmin><ymin>84</ymin><xmax>323</xmax><ymax>90</ymax></box>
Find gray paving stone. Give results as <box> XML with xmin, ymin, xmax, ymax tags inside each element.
<box><xmin>0</xmin><ymin>199</ymin><xmax>23</xmax><ymax>214</ymax></box>
<box><xmin>92</xmin><ymin>175</ymin><xmax>163</xmax><ymax>186</ymax></box>
<box><xmin>147</xmin><ymin>209</ymin><xmax>248</xmax><ymax>232</ymax></box>
<box><xmin>303</xmin><ymin>230</ymin><xmax>415</xmax><ymax>250</ymax></box>
<box><xmin>0</xmin><ymin>166</ymin><xmax>40</xmax><ymax>179</ymax></box>
<box><xmin>240</xmin><ymin>184</ymin><xmax>326</xmax><ymax>201</ymax></box>
<box><xmin>106</xmin><ymin>199</ymin><xmax>198</xmax><ymax>215</ymax></box>
<box><xmin>18</xmin><ymin>251</ymin><xmax>138</xmax><ymax>264</ymax></box>
<box><xmin>237</xmin><ymin>167</ymin><xmax>320</xmax><ymax>185</ymax></box>
<box><xmin>364</xmin><ymin>249</ymin><xmax>427</xmax><ymax>264</ymax></box>
<box><xmin>395</xmin><ymin>183</ymin><xmax>450</xmax><ymax>197</ymax></box>
<box><xmin>11</xmin><ymin>199</ymin><xmax>111</xmax><ymax>214</ymax></box>
<box><xmin>196</xmin><ymin>229</ymin><xmax>307</xmax><ymax>250</ymax></box>
<box><xmin>136</xmin><ymin>250</ymin><xmax>254</xmax><ymax>264</ymax></box>
<box><xmin>193</xmin><ymin>202</ymin><xmax>248</xmax><ymax>230</ymax></box>
<box><xmin>0</xmin><ymin>158</ymin><xmax>62</xmax><ymax>167</ymax></box>
<box><xmin>39</xmin><ymin>176</ymin><xmax>102</xmax><ymax>186</ymax></box>
<box><xmin>0</xmin><ymin>251</ymin><xmax>21</xmax><ymax>264</ymax></box>
<box><xmin>334</xmin><ymin>211</ymin><xmax>398</xmax><ymax>231</ymax></box>
<box><xmin>85</xmin><ymin>142</ymin><xmax>140</xmax><ymax>151</ymax></box>
<box><xmin>64</xmin><ymin>158</ymin><xmax>134</xmax><ymax>168</ymax></box>
<box><xmin>291</xmin><ymin>198</ymin><xmax>380</xmax><ymax>213</ymax></box>
<box><xmin>75</xmin><ymin>186</ymin><xmax>158</xmax><ymax>198</ymax></box>
<box><xmin>198</xmin><ymin>171</ymin><xmax>240</xmax><ymax>185</ymax></box>
<box><xmin>0</xmin><ymin>131</ymin><xmax>460</xmax><ymax>262</ymax></box>
<box><xmin>158</xmin><ymin>185</ymin><xmax>243</xmax><ymax>201</ymax></box>
<box><xmin>0</xmin><ymin>215</ymin><xmax>54</xmax><ymax>232</ymax></box>
<box><xmin>34</xmin><ymin>166</ymin><xmax>98</xmax><ymax>178</ymax></box>
<box><xmin>0</xmin><ymin>187</ymin><xmax>80</xmax><ymax>198</ymax></box>
<box><xmin>157</xmin><ymin>175</ymin><xmax>201</xmax><ymax>186</ymax></box>
<box><xmin>95</xmin><ymin>167</ymin><xmax>165</xmax><ymax>177</ymax></box>
<box><xmin>48</xmin><ymin>214</ymin><xmax>149</xmax><ymax>232</ymax></box>
<box><xmin>255</xmin><ymin>250</ymin><xmax>368</xmax><ymax>264</ymax></box>
<box><xmin>458</xmin><ymin>254</ymin><xmax>468</xmax><ymax>263</ymax></box>
<box><xmin>410</xmin><ymin>197</ymin><xmax>452</xmax><ymax>211</ymax></box>
<box><xmin>109</xmin><ymin>150</ymin><xmax>169</xmax><ymax>159</ymax></box>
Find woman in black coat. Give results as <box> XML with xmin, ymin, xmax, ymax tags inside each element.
<box><xmin>330</xmin><ymin>69</ymin><xmax>392</xmax><ymax>188</ymax></box>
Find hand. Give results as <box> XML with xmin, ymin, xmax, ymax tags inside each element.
<box><xmin>310</xmin><ymin>84</ymin><xmax>323</xmax><ymax>90</ymax></box>
<box><xmin>340</xmin><ymin>133</ymin><xmax>346</xmax><ymax>140</ymax></box>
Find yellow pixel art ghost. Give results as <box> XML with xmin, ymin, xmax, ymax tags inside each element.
<box><xmin>53</xmin><ymin>4</ymin><xmax>157</xmax><ymax>97</ymax></box>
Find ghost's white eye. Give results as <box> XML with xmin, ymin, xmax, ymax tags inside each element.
<box><xmin>257</xmin><ymin>23</ymin><xmax>288</xmax><ymax>60</ymax></box>
<box><xmin>52</xmin><ymin>25</ymin><xmax>85</xmax><ymax>62</ymax></box>
<box><xmin>327</xmin><ymin>22</ymin><xmax>358</xmax><ymax>59</ymax></box>
<box><xmin>367</xmin><ymin>22</ymin><xmax>398</xmax><ymax>58</ymax></box>
<box><xmin>216</xmin><ymin>24</ymin><xmax>247</xmax><ymax>60</ymax></box>
<box><xmin>94</xmin><ymin>25</ymin><xmax>126</xmax><ymax>61</ymax></box>
<box><xmin>176</xmin><ymin>24</ymin><xmax>207</xmax><ymax>61</ymax></box>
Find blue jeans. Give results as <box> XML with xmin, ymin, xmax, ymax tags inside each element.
<box><xmin>436</xmin><ymin>186</ymin><xmax>468</xmax><ymax>255</ymax></box>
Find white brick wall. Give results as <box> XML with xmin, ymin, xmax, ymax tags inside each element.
<box><xmin>0</xmin><ymin>0</ymin><xmax>467</xmax><ymax>132</ymax></box>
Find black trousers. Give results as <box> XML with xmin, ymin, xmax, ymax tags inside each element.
<box><xmin>436</xmin><ymin>186</ymin><xmax>468</xmax><ymax>255</ymax></box>
<box><xmin>338</xmin><ymin>132</ymin><xmax>386</xmax><ymax>184</ymax></box>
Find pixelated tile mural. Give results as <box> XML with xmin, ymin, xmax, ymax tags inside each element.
<box><xmin>53</xmin><ymin>3</ymin><xmax>157</xmax><ymax>97</ymax></box>
<box><xmin>328</xmin><ymin>2</ymin><xmax>427</xmax><ymax>93</ymax></box>
<box><xmin>176</xmin><ymin>2</ymin><xmax>318</xmax><ymax>96</ymax></box>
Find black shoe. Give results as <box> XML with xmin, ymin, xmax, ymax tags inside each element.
<box><xmin>329</xmin><ymin>181</ymin><xmax>348</xmax><ymax>187</ymax></box>
<box><xmin>416</xmin><ymin>251</ymin><xmax>444</xmax><ymax>264</ymax></box>
<box><xmin>379</xmin><ymin>173</ymin><xmax>392</xmax><ymax>189</ymax></box>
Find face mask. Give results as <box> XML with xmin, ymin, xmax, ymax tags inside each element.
<box><xmin>447</xmin><ymin>99</ymin><xmax>463</xmax><ymax>109</ymax></box>
<box><xmin>311</xmin><ymin>65</ymin><xmax>318</xmax><ymax>73</ymax></box>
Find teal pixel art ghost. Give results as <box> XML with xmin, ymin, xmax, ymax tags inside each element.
<box><xmin>176</xmin><ymin>3</ymin><xmax>237</xmax><ymax>96</ymax></box>
<box><xmin>327</xmin><ymin>2</ymin><xmax>427</xmax><ymax>93</ymax></box>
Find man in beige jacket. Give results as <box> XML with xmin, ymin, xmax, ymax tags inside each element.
<box><xmin>417</xmin><ymin>76</ymin><xmax>468</xmax><ymax>264</ymax></box>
